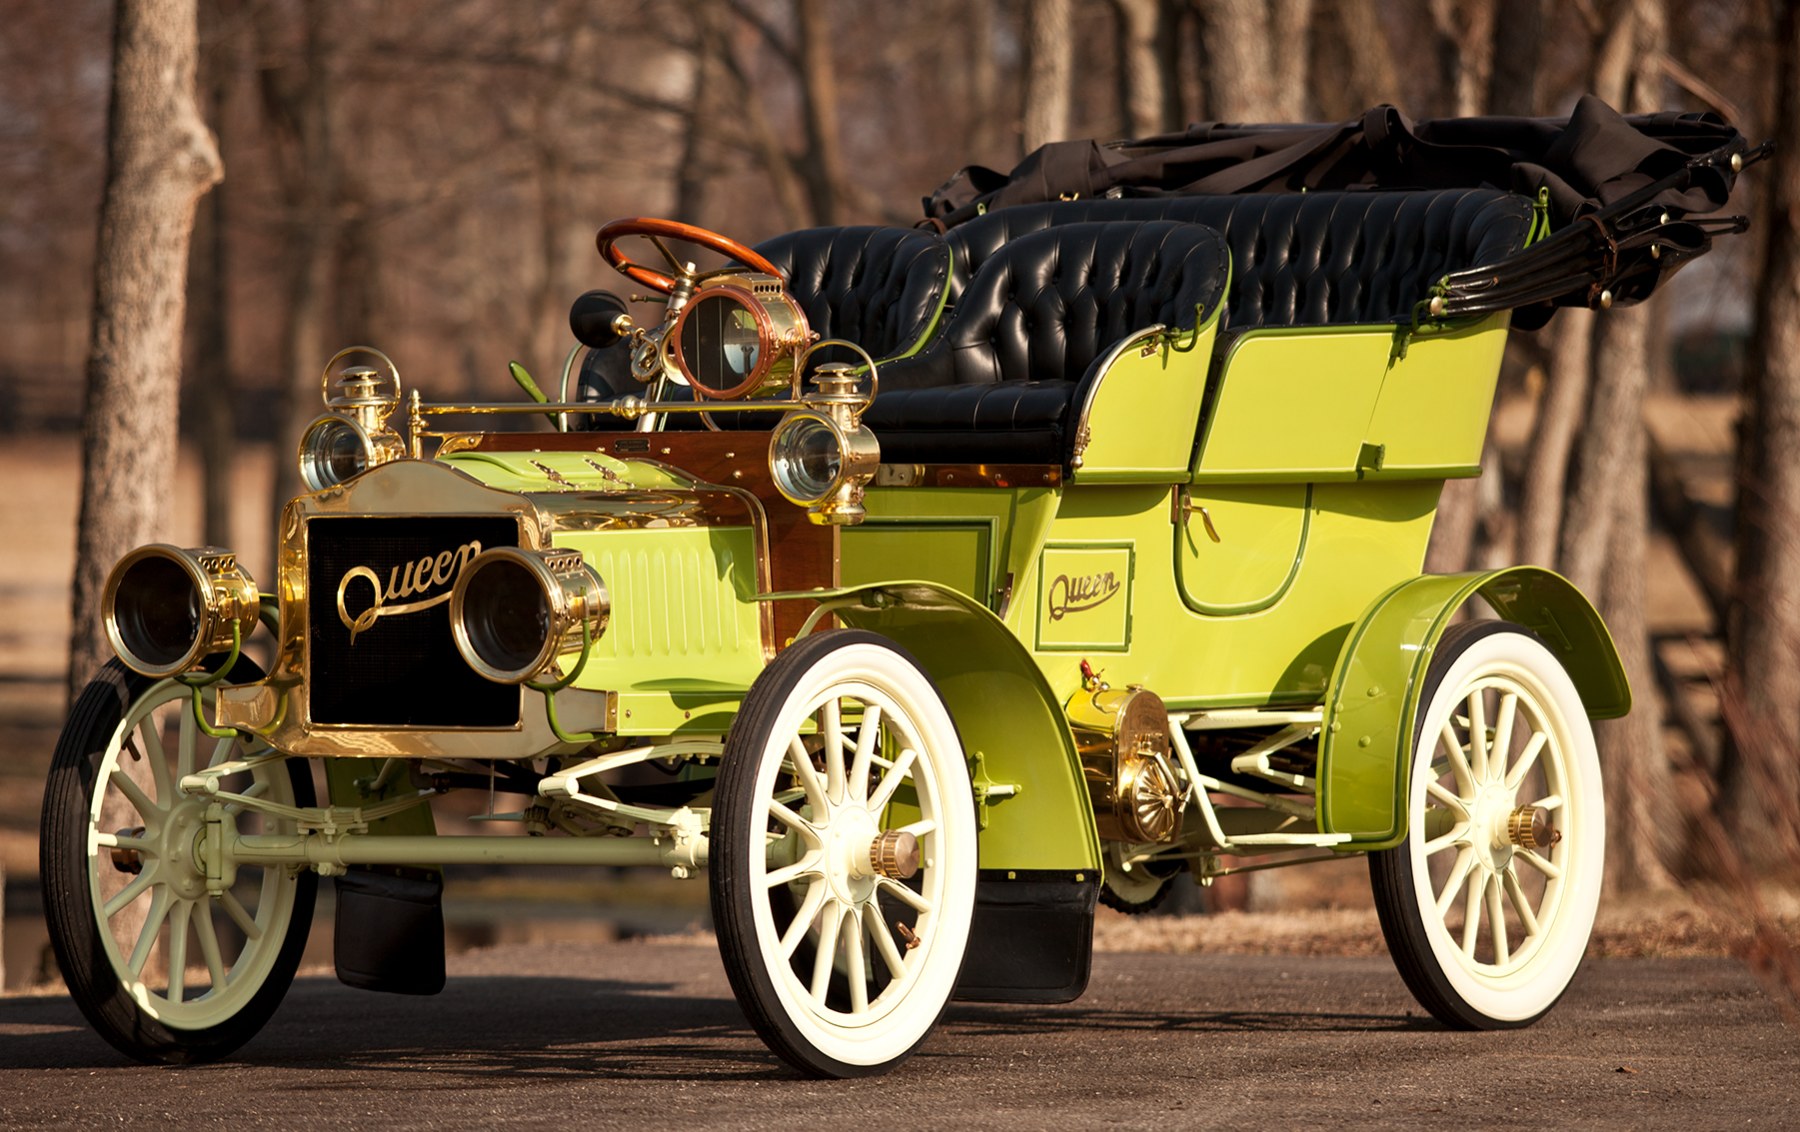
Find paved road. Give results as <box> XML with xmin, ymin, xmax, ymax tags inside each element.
<box><xmin>1</xmin><ymin>940</ymin><xmax>1795</xmax><ymax>1129</ymax></box>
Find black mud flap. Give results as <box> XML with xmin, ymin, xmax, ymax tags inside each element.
<box><xmin>333</xmin><ymin>866</ymin><xmax>446</xmax><ymax>995</ymax></box>
<box><xmin>954</xmin><ymin>869</ymin><xmax>1098</xmax><ymax>1003</ymax></box>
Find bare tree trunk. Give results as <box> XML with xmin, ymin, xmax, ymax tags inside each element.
<box><xmin>1314</xmin><ymin>0</ymin><xmax>1401</xmax><ymax>118</ymax></box>
<box><xmin>68</xmin><ymin>0</ymin><xmax>223</xmax><ymax>705</ymax></box>
<box><xmin>1484</xmin><ymin>0</ymin><xmax>1543</xmax><ymax>116</ymax></box>
<box><xmin>1112</xmin><ymin>0</ymin><xmax>1167</xmax><ymax>137</ymax></box>
<box><xmin>1597</xmin><ymin>306</ymin><xmax>1676</xmax><ymax>892</ymax></box>
<box><xmin>1193</xmin><ymin>0</ymin><xmax>1279</xmax><ymax>121</ymax></box>
<box><xmin>1424</xmin><ymin>456</ymin><xmax>1484</xmax><ymax>574</ymax></box>
<box><xmin>676</xmin><ymin>4</ymin><xmax>724</xmax><ymax>224</ymax></box>
<box><xmin>794</xmin><ymin>0</ymin><xmax>844</xmax><ymax>224</ymax></box>
<box><xmin>967</xmin><ymin>0</ymin><xmax>1002</xmax><ymax>157</ymax></box>
<box><xmin>260</xmin><ymin>0</ymin><xmax>334</xmax><ymax>524</ymax></box>
<box><xmin>1515</xmin><ymin>307</ymin><xmax>1593</xmax><ymax>566</ymax></box>
<box><xmin>1429</xmin><ymin>0</ymin><xmax>1497</xmax><ymax>117</ymax></box>
<box><xmin>190</xmin><ymin>4</ymin><xmax>232</xmax><ymax>549</ymax></box>
<box><xmin>1721</xmin><ymin>0</ymin><xmax>1800</xmax><ymax>862</ymax></box>
<box><xmin>716</xmin><ymin>9</ymin><xmax>810</xmax><ymax>230</ymax></box>
<box><xmin>1269</xmin><ymin>0</ymin><xmax>1313</xmax><ymax>121</ymax></box>
<box><xmin>1023</xmin><ymin>0</ymin><xmax>1074</xmax><ymax>152</ymax></box>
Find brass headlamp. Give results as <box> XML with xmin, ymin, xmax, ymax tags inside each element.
<box><xmin>449</xmin><ymin>547</ymin><xmax>610</xmax><ymax>685</ymax></box>
<box><xmin>298</xmin><ymin>347</ymin><xmax>406</xmax><ymax>491</ymax></box>
<box><xmin>769</xmin><ymin>351</ymin><xmax>881</xmax><ymax>526</ymax></box>
<box><xmin>103</xmin><ymin>544</ymin><xmax>260</xmax><ymax>678</ymax></box>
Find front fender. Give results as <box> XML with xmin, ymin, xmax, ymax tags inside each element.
<box><xmin>765</xmin><ymin>581</ymin><xmax>1101</xmax><ymax>872</ymax></box>
<box><xmin>1317</xmin><ymin>566</ymin><xmax>1630</xmax><ymax>850</ymax></box>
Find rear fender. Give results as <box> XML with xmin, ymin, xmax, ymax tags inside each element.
<box><xmin>1318</xmin><ymin>566</ymin><xmax>1629</xmax><ymax>850</ymax></box>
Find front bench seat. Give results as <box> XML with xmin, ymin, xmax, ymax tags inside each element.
<box><xmin>575</xmin><ymin>225</ymin><xmax>947</xmax><ymax>409</ymax></box>
<box><xmin>944</xmin><ymin>189</ymin><xmax>1535</xmax><ymax>330</ymax></box>
<box><xmin>867</xmin><ymin>219</ymin><xmax>1229</xmax><ymax>466</ymax></box>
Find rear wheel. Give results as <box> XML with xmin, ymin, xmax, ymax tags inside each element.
<box><xmin>1370</xmin><ymin>622</ymin><xmax>1603</xmax><ymax>1028</ymax></box>
<box><xmin>41</xmin><ymin>660</ymin><xmax>316</xmax><ymax>1063</ymax></box>
<box><xmin>711</xmin><ymin>630</ymin><xmax>978</xmax><ymax>1077</ymax></box>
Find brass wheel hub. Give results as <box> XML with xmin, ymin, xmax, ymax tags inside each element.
<box><xmin>869</xmin><ymin>830</ymin><xmax>920</xmax><ymax>880</ymax></box>
<box><xmin>1507</xmin><ymin>805</ymin><xmax>1560</xmax><ymax>851</ymax></box>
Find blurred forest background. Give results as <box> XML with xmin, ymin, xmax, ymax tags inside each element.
<box><xmin>0</xmin><ymin>0</ymin><xmax>1796</xmax><ymax>996</ymax></box>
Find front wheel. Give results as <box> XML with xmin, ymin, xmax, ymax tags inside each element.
<box><xmin>711</xmin><ymin>630</ymin><xmax>978</xmax><ymax>1077</ymax></box>
<box><xmin>40</xmin><ymin>660</ymin><xmax>317</xmax><ymax>1063</ymax></box>
<box><xmin>1370</xmin><ymin>622</ymin><xmax>1604</xmax><ymax>1028</ymax></box>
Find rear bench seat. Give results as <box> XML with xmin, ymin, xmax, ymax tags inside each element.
<box><xmin>868</xmin><ymin>189</ymin><xmax>1534</xmax><ymax>465</ymax></box>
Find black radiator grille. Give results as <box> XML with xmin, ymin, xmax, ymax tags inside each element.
<box><xmin>306</xmin><ymin>516</ymin><xmax>521</xmax><ymax>727</ymax></box>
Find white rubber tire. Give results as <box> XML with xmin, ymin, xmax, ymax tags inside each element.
<box><xmin>711</xmin><ymin>630</ymin><xmax>978</xmax><ymax>1077</ymax></box>
<box><xmin>1371</xmin><ymin>621</ymin><xmax>1605</xmax><ymax>1028</ymax></box>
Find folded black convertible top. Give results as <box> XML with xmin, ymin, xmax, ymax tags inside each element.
<box><xmin>923</xmin><ymin>95</ymin><xmax>1766</xmax><ymax>326</ymax></box>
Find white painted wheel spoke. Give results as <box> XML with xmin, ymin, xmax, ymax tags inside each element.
<box><xmin>1440</xmin><ymin>722</ymin><xmax>1475</xmax><ymax>793</ymax></box>
<box><xmin>194</xmin><ymin>903</ymin><xmax>228</xmax><ymax>992</ymax></box>
<box><xmin>764</xmin><ymin>852</ymin><xmax>823</xmax><ymax>890</ymax></box>
<box><xmin>103</xmin><ymin>868</ymin><xmax>157</xmax><ymax>919</ymax></box>
<box><xmin>895</xmin><ymin>818</ymin><xmax>937</xmax><ymax>840</ymax></box>
<box><xmin>128</xmin><ymin>889</ymin><xmax>172</xmax><ymax>978</ymax></box>
<box><xmin>768</xmin><ymin>799</ymin><xmax>819</xmax><ymax>842</ymax></box>
<box><xmin>1517</xmin><ymin>847</ymin><xmax>1563</xmax><ymax>880</ymax></box>
<box><xmin>1424</xmin><ymin>823</ymin><xmax>1470</xmax><ymax>857</ymax></box>
<box><xmin>1503</xmin><ymin>867</ymin><xmax>1541</xmax><ymax>939</ymax></box>
<box><xmin>96</xmin><ymin>832</ymin><xmax>153</xmax><ymax>854</ymax></box>
<box><xmin>206</xmin><ymin>734</ymin><xmax>237</xmax><ymax>771</ymax></box>
<box><xmin>220</xmin><ymin>889</ymin><xmax>263</xmax><ymax>940</ymax></box>
<box><xmin>779</xmin><ymin>881</ymin><xmax>829</xmax><ymax>960</ymax></box>
<box><xmin>810</xmin><ymin>901</ymin><xmax>844</xmax><ymax>1003</ymax></box>
<box><xmin>867</xmin><ymin>748</ymin><xmax>916</xmax><ymax>814</ymax></box>
<box><xmin>1533</xmin><ymin>793</ymin><xmax>1565</xmax><ymax>812</ymax></box>
<box><xmin>167</xmin><ymin>901</ymin><xmax>192</xmax><ymax>1004</ymax></box>
<box><xmin>1486</xmin><ymin>874</ymin><xmax>1510</xmax><ymax>965</ymax></box>
<box><xmin>1490</xmin><ymin>693</ymin><xmax>1518</xmax><ymax>784</ymax></box>
<box><xmin>822</xmin><ymin>700</ymin><xmax>845</xmax><ymax>802</ymax></box>
<box><xmin>138</xmin><ymin>719</ymin><xmax>171</xmax><ymax>803</ymax></box>
<box><xmin>867</xmin><ymin>895</ymin><xmax>907</xmax><ymax>979</ymax></box>
<box><xmin>786</xmin><ymin>737</ymin><xmax>828</xmax><ymax>811</ymax></box>
<box><xmin>1467</xmin><ymin>692</ymin><xmax>1490</xmax><ymax>781</ymax></box>
<box><xmin>877</xmin><ymin>875</ymin><xmax>932</xmax><ymax>914</ymax></box>
<box><xmin>1506</xmin><ymin>732</ymin><xmax>1550</xmax><ymax>792</ymax></box>
<box><xmin>1460</xmin><ymin>872</ymin><xmax>1484</xmax><ymax>959</ymax></box>
<box><xmin>848</xmin><ymin>704</ymin><xmax>881</xmax><ymax>804</ymax></box>
<box><xmin>109</xmin><ymin>770</ymin><xmax>158</xmax><ymax>822</ymax></box>
<box><xmin>1435</xmin><ymin>848</ymin><xmax>1477</xmax><ymax>918</ymax></box>
<box><xmin>178</xmin><ymin>710</ymin><xmax>200</xmax><ymax>781</ymax></box>
<box><xmin>845</xmin><ymin>906</ymin><xmax>869</xmax><ymax>1013</ymax></box>
<box><xmin>1425</xmin><ymin>781</ymin><xmax>1470</xmax><ymax>817</ymax></box>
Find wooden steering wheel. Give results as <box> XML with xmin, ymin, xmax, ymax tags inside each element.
<box><xmin>595</xmin><ymin>217</ymin><xmax>784</xmax><ymax>294</ymax></box>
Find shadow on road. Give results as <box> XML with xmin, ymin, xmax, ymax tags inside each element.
<box><xmin>0</xmin><ymin>965</ymin><xmax>1433</xmax><ymax>1079</ymax></box>
<box><xmin>0</xmin><ymin>973</ymin><xmax>785</xmax><ymax>1079</ymax></box>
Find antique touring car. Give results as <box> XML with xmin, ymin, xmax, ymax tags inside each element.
<box><xmin>43</xmin><ymin>99</ymin><xmax>1761</xmax><ymax>1076</ymax></box>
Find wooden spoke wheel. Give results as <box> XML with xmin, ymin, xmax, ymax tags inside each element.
<box><xmin>710</xmin><ymin>630</ymin><xmax>977</xmax><ymax>1077</ymax></box>
<box><xmin>1370</xmin><ymin>622</ymin><xmax>1604</xmax><ymax>1029</ymax></box>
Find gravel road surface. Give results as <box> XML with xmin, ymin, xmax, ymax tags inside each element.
<box><xmin>1</xmin><ymin>939</ymin><xmax>1795</xmax><ymax>1129</ymax></box>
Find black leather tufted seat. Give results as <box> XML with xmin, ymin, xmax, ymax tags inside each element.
<box><xmin>752</xmin><ymin>225</ymin><xmax>949</xmax><ymax>362</ymax></box>
<box><xmin>868</xmin><ymin>220</ymin><xmax>1229</xmax><ymax>465</ymax></box>
<box><xmin>944</xmin><ymin>189</ymin><xmax>1534</xmax><ymax>331</ymax></box>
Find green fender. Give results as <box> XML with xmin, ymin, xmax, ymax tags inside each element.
<box><xmin>766</xmin><ymin>581</ymin><xmax>1102</xmax><ymax>873</ymax></box>
<box><xmin>1317</xmin><ymin>566</ymin><xmax>1630</xmax><ymax>850</ymax></box>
